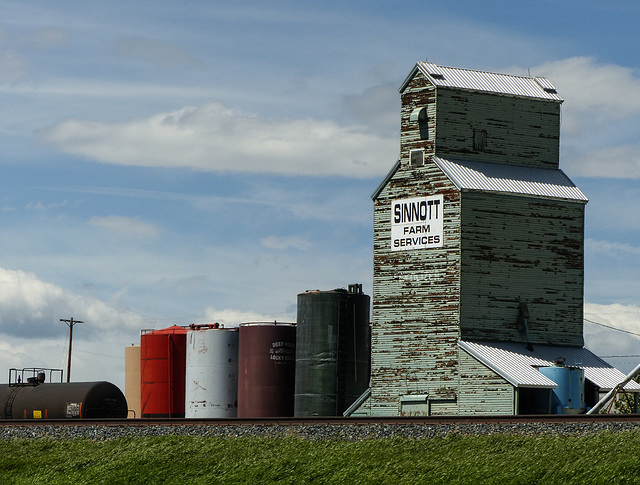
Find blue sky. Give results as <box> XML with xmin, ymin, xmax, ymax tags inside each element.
<box><xmin>1</xmin><ymin>1</ymin><xmax>640</xmax><ymax>390</ymax></box>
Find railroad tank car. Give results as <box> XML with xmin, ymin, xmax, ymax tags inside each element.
<box><xmin>141</xmin><ymin>325</ymin><xmax>188</xmax><ymax>418</ymax></box>
<box><xmin>295</xmin><ymin>284</ymin><xmax>371</xmax><ymax>417</ymax></box>
<box><xmin>0</xmin><ymin>381</ymin><xmax>127</xmax><ymax>419</ymax></box>
<box><xmin>185</xmin><ymin>324</ymin><xmax>239</xmax><ymax>418</ymax></box>
<box><xmin>237</xmin><ymin>322</ymin><xmax>296</xmax><ymax>417</ymax></box>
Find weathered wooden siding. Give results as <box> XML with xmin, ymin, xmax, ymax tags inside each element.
<box><xmin>371</xmin><ymin>158</ymin><xmax>461</xmax><ymax>416</ymax></box>
<box><xmin>459</xmin><ymin>192</ymin><xmax>585</xmax><ymax>346</ymax></box>
<box><xmin>400</xmin><ymin>71</ymin><xmax>436</xmax><ymax>161</ymax></box>
<box><xmin>435</xmin><ymin>90</ymin><xmax>561</xmax><ymax>169</ymax></box>
<box><xmin>458</xmin><ymin>348</ymin><xmax>514</xmax><ymax>415</ymax></box>
<box><xmin>370</xmin><ymin>65</ymin><xmax>585</xmax><ymax>416</ymax></box>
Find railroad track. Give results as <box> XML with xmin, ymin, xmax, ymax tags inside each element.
<box><xmin>2</xmin><ymin>414</ymin><xmax>640</xmax><ymax>427</ymax></box>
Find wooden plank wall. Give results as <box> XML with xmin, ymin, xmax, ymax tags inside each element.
<box><xmin>371</xmin><ymin>160</ymin><xmax>462</xmax><ymax>415</ymax></box>
<box><xmin>460</xmin><ymin>192</ymin><xmax>585</xmax><ymax>347</ymax></box>
<box><xmin>458</xmin><ymin>347</ymin><xmax>514</xmax><ymax>415</ymax></box>
<box><xmin>399</xmin><ymin>72</ymin><xmax>436</xmax><ymax>159</ymax></box>
<box><xmin>435</xmin><ymin>90</ymin><xmax>561</xmax><ymax>169</ymax></box>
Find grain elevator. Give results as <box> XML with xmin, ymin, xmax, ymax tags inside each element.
<box><xmin>356</xmin><ymin>62</ymin><xmax>640</xmax><ymax>416</ymax></box>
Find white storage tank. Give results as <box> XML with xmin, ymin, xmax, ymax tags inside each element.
<box><xmin>185</xmin><ymin>324</ymin><xmax>239</xmax><ymax>418</ymax></box>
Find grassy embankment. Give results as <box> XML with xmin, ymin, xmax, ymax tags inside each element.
<box><xmin>2</xmin><ymin>431</ymin><xmax>640</xmax><ymax>484</ymax></box>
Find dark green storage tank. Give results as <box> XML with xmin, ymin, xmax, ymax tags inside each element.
<box><xmin>294</xmin><ymin>284</ymin><xmax>370</xmax><ymax>417</ymax></box>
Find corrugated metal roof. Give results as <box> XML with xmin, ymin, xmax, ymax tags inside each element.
<box><xmin>459</xmin><ymin>340</ymin><xmax>640</xmax><ymax>392</ymax></box>
<box><xmin>400</xmin><ymin>62</ymin><xmax>563</xmax><ymax>102</ymax></box>
<box><xmin>433</xmin><ymin>157</ymin><xmax>589</xmax><ymax>202</ymax></box>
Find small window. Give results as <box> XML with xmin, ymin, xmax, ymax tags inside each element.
<box><xmin>410</xmin><ymin>149</ymin><xmax>424</xmax><ymax>167</ymax></box>
<box><xmin>473</xmin><ymin>129</ymin><xmax>487</xmax><ymax>152</ymax></box>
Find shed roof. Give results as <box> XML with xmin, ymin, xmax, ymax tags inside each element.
<box><xmin>433</xmin><ymin>157</ymin><xmax>588</xmax><ymax>202</ymax></box>
<box><xmin>401</xmin><ymin>62</ymin><xmax>563</xmax><ymax>102</ymax></box>
<box><xmin>459</xmin><ymin>340</ymin><xmax>640</xmax><ymax>392</ymax></box>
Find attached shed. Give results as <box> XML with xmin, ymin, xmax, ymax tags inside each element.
<box><xmin>367</xmin><ymin>62</ymin><xmax>639</xmax><ymax>416</ymax></box>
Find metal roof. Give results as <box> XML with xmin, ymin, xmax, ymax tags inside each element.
<box><xmin>433</xmin><ymin>157</ymin><xmax>589</xmax><ymax>202</ymax></box>
<box><xmin>459</xmin><ymin>340</ymin><xmax>640</xmax><ymax>392</ymax></box>
<box><xmin>400</xmin><ymin>62</ymin><xmax>563</xmax><ymax>102</ymax></box>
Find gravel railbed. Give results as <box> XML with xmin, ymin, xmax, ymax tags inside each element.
<box><xmin>2</xmin><ymin>421</ymin><xmax>640</xmax><ymax>441</ymax></box>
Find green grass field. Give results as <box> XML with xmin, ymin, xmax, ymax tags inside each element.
<box><xmin>1</xmin><ymin>431</ymin><xmax>640</xmax><ymax>484</ymax></box>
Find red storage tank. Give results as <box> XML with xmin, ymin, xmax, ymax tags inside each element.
<box><xmin>140</xmin><ymin>325</ymin><xmax>188</xmax><ymax>418</ymax></box>
<box><xmin>237</xmin><ymin>322</ymin><xmax>296</xmax><ymax>417</ymax></box>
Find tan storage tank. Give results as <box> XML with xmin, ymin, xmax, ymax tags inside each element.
<box><xmin>124</xmin><ymin>344</ymin><xmax>141</xmax><ymax>418</ymax></box>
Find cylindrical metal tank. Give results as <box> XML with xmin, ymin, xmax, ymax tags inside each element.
<box><xmin>124</xmin><ymin>344</ymin><xmax>141</xmax><ymax>418</ymax></box>
<box><xmin>140</xmin><ymin>325</ymin><xmax>188</xmax><ymax>418</ymax></box>
<box><xmin>237</xmin><ymin>322</ymin><xmax>296</xmax><ymax>417</ymax></box>
<box><xmin>294</xmin><ymin>284</ymin><xmax>371</xmax><ymax>417</ymax></box>
<box><xmin>341</xmin><ymin>284</ymin><xmax>372</xmax><ymax>412</ymax></box>
<box><xmin>0</xmin><ymin>381</ymin><xmax>128</xmax><ymax>419</ymax></box>
<box><xmin>540</xmin><ymin>364</ymin><xmax>586</xmax><ymax>414</ymax></box>
<box><xmin>185</xmin><ymin>325</ymin><xmax>239</xmax><ymax>418</ymax></box>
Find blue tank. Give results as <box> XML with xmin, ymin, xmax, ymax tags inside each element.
<box><xmin>539</xmin><ymin>364</ymin><xmax>585</xmax><ymax>414</ymax></box>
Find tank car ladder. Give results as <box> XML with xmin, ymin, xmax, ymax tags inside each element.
<box><xmin>4</xmin><ymin>385</ymin><xmax>22</xmax><ymax>419</ymax></box>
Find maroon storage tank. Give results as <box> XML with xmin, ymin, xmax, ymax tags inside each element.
<box><xmin>140</xmin><ymin>325</ymin><xmax>188</xmax><ymax>418</ymax></box>
<box><xmin>237</xmin><ymin>322</ymin><xmax>296</xmax><ymax>417</ymax></box>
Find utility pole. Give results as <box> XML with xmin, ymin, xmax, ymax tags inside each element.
<box><xmin>60</xmin><ymin>317</ymin><xmax>83</xmax><ymax>382</ymax></box>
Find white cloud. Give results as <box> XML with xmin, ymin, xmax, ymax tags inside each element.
<box><xmin>0</xmin><ymin>267</ymin><xmax>150</xmax><ymax>388</ymax></box>
<box><xmin>585</xmin><ymin>238</ymin><xmax>640</xmax><ymax>259</ymax></box>
<box><xmin>25</xmin><ymin>200</ymin><xmax>69</xmax><ymax>211</ymax></box>
<box><xmin>202</xmin><ymin>306</ymin><xmax>295</xmax><ymax>328</ymax></box>
<box><xmin>261</xmin><ymin>235</ymin><xmax>312</xmax><ymax>251</ymax></box>
<box><xmin>584</xmin><ymin>302</ymin><xmax>640</xmax><ymax>373</ymax></box>
<box><xmin>568</xmin><ymin>143</ymin><xmax>640</xmax><ymax>179</ymax></box>
<box><xmin>41</xmin><ymin>102</ymin><xmax>398</xmax><ymax>178</ymax></box>
<box><xmin>533</xmin><ymin>57</ymin><xmax>640</xmax><ymax>134</ymax></box>
<box><xmin>0</xmin><ymin>267</ymin><xmax>146</xmax><ymax>338</ymax></box>
<box><xmin>88</xmin><ymin>215</ymin><xmax>160</xmax><ymax>240</ymax></box>
<box><xmin>527</xmin><ymin>57</ymin><xmax>640</xmax><ymax>178</ymax></box>
<box><xmin>0</xmin><ymin>332</ymin><xmax>132</xmax><ymax>391</ymax></box>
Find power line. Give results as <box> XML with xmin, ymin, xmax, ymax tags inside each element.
<box><xmin>74</xmin><ymin>348</ymin><xmax>124</xmax><ymax>360</ymax></box>
<box><xmin>600</xmin><ymin>355</ymin><xmax>640</xmax><ymax>358</ymax></box>
<box><xmin>583</xmin><ymin>318</ymin><xmax>640</xmax><ymax>338</ymax></box>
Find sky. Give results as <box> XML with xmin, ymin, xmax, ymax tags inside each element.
<box><xmin>1</xmin><ymin>0</ymin><xmax>640</xmax><ymax>392</ymax></box>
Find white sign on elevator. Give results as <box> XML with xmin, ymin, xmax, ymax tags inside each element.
<box><xmin>391</xmin><ymin>194</ymin><xmax>443</xmax><ymax>251</ymax></box>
